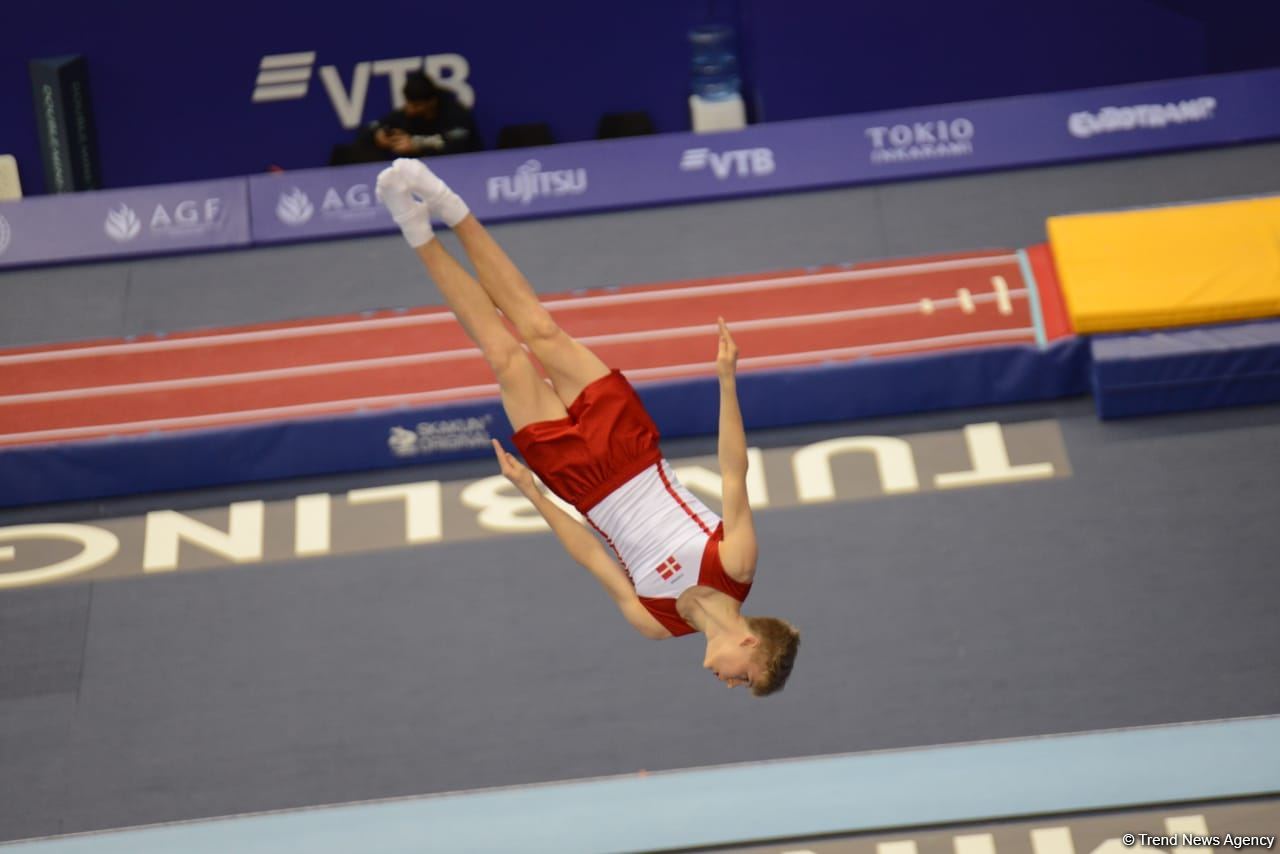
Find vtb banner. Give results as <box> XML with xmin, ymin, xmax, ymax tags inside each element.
<box><xmin>249</xmin><ymin>51</ymin><xmax>474</xmax><ymax>129</ymax></box>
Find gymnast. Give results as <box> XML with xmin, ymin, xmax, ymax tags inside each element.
<box><xmin>376</xmin><ymin>159</ymin><xmax>799</xmax><ymax>695</ymax></box>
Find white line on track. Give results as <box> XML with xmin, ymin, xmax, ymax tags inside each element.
<box><xmin>0</xmin><ymin>254</ymin><xmax>1022</xmax><ymax>366</ymax></box>
<box><xmin>0</xmin><ymin>328</ymin><xmax>1035</xmax><ymax>446</ymax></box>
<box><xmin>0</xmin><ymin>291</ymin><xmax>1028</xmax><ymax>403</ymax></box>
<box><xmin>627</xmin><ymin>328</ymin><xmax>1037</xmax><ymax>379</ymax></box>
<box><xmin>992</xmin><ymin>275</ymin><xmax>1014</xmax><ymax>315</ymax></box>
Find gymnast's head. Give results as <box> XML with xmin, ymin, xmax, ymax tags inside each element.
<box><xmin>703</xmin><ymin>616</ymin><xmax>800</xmax><ymax>696</ymax></box>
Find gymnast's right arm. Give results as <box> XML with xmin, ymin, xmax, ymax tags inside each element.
<box><xmin>492</xmin><ymin>441</ymin><xmax>668</xmax><ymax>639</ymax></box>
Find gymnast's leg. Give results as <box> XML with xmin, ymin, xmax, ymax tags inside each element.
<box><xmin>391</xmin><ymin>159</ymin><xmax>610</xmax><ymax>408</ymax></box>
<box><xmin>376</xmin><ymin>166</ymin><xmax>566</xmax><ymax>432</ymax></box>
<box><xmin>450</xmin><ymin>216</ymin><xmax>609</xmax><ymax>406</ymax></box>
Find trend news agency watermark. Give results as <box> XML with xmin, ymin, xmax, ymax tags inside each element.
<box><xmin>1122</xmin><ymin>834</ymin><xmax>1275</xmax><ymax>850</ymax></box>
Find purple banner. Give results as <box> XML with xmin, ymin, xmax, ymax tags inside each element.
<box><xmin>0</xmin><ymin>178</ymin><xmax>250</xmax><ymax>269</ymax></box>
<box><xmin>3</xmin><ymin>67</ymin><xmax>1279</xmax><ymax>265</ymax></box>
<box><xmin>249</xmin><ymin>66</ymin><xmax>1280</xmax><ymax>245</ymax></box>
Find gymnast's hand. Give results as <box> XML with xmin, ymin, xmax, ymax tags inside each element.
<box><xmin>716</xmin><ymin>316</ymin><xmax>739</xmax><ymax>380</ymax></box>
<box><xmin>492</xmin><ymin>439</ymin><xmax>535</xmax><ymax>495</ymax></box>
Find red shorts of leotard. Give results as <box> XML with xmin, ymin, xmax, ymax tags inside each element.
<box><xmin>511</xmin><ymin>370</ymin><xmax>662</xmax><ymax>513</ymax></box>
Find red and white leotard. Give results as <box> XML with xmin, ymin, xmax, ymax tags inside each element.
<box><xmin>585</xmin><ymin>459</ymin><xmax>751</xmax><ymax>636</ymax></box>
<box><xmin>512</xmin><ymin>370</ymin><xmax>752</xmax><ymax>637</ymax></box>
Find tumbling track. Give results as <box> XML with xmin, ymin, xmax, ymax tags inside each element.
<box><xmin>0</xmin><ymin>251</ymin><xmax>1043</xmax><ymax>447</ymax></box>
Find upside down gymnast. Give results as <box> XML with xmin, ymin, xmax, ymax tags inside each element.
<box><xmin>376</xmin><ymin>158</ymin><xmax>799</xmax><ymax>695</ymax></box>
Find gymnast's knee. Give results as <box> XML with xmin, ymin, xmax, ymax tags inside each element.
<box><xmin>517</xmin><ymin>307</ymin><xmax>564</xmax><ymax>348</ymax></box>
<box><xmin>482</xmin><ymin>338</ymin><xmax>531</xmax><ymax>380</ymax></box>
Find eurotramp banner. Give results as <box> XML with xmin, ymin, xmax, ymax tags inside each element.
<box><xmin>2</xmin><ymin>67</ymin><xmax>1280</xmax><ymax>269</ymax></box>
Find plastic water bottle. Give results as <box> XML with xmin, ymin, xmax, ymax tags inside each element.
<box><xmin>688</xmin><ymin>24</ymin><xmax>741</xmax><ymax>101</ymax></box>
<box><xmin>687</xmin><ymin>23</ymin><xmax>746</xmax><ymax>131</ymax></box>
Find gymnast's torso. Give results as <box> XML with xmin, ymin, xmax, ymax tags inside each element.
<box><xmin>585</xmin><ymin>458</ymin><xmax>752</xmax><ymax>636</ymax></box>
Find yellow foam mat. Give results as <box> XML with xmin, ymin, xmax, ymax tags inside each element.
<box><xmin>1047</xmin><ymin>195</ymin><xmax>1280</xmax><ymax>334</ymax></box>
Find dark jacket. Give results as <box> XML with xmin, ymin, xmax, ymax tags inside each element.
<box><xmin>371</xmin><ymin>92</ymin><xmax>482</xmax><ymax>156</ymax></box>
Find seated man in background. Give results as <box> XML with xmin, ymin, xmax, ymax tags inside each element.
<box><xmin>331</xmin><ymin>72</ymin><xmax>481</xmax><ymax>165</ymax></box>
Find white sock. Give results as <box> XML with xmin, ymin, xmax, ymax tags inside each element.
<box><xmin>394</xmin><ymin>206</ymin><xmax>435</xmax><ymax>247</ymax></box>
<box><xmin>432</xmin><ymin>187</ymin><xmax>470</xmax><ymax>228</ymax></box>
<box><xmin>392</xmin><ymin>158</ymin><xmax>471</xmax><ymax>227</ymax></box>
<box><xmin>376</xmin><ymin>166</ymin><xmax>434</xmax><ymax>247</ymax></box>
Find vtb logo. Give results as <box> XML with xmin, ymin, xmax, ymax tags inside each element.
<box><xmin>680</xmin><ymin>147</ymin><xmax>775</xmax><ymax>180</ymax></box>
<box><xmin>251</xmin><ymin>51</ymin><xmax>474</xmax><ymax>130</ymax></box>
<box><xmin>656</xmin><ymin>556</ymin><xmax>683</xmax><ymax>582</ymax></box>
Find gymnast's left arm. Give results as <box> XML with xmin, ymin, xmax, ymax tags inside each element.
<box><xmin>491</xmin><ymin>440</ymin><xmax>667</xmax><ymax>638</ymax></box>
<box><xmin>715</xmin><ymin>319</ymin><xmax>758</xmax><ymax>581</ymax></box>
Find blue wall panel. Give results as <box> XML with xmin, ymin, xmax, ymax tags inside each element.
<box><xmin>741</xmin><ymin>0</ymin><xmax>1207</xmax><ymax>122</ymax></box>
<box><xmin>2</xmin><ymin>0</ymin><xmax>705</xmax><ymax>192</ymax></box>
<box><xmin>5</xmin><ymin>1</ymin><xmax>1280</xmax><ymax>194</ymax></box>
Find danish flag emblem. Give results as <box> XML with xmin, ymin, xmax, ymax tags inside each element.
<box><xmin>657</xmin><ymin>556</ymin><xmax>682</xmax><ymax>582</ymax></box>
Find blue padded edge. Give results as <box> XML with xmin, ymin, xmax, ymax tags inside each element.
<box><xmin>0</xmin><ymin>339</ymin><xmax>1088</xmax><ymax>508</ymax></box>
<box><xmin>6</xmin><ymin>716</ymin><xmax>1279</xmax><ymax>854</ymax></box>
<box><xmin>1092</xmin><ymin>319</ymin><xmax>1280</xmax><ymax>419</ymax></box>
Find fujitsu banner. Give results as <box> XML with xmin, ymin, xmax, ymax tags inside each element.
<box><xmin>0</xmin><ymin>179</ymin><xmax>250</xmax><ymax>268</ymax></box>
<box><xmin>250</xmin><ymin>148</ymin><xmax>606</xmax><ymax>243</ymax></box>
<box><xmin>249</xmin><ymin>137</ymin><xmax>777</xmax><ymax>243</ymax></box>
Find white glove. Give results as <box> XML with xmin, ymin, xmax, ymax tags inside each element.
<box><xmin>391</xmin><ymin>157</ymin><xmax>470</xmax><ymax>227</ymax></box>
<box><xmin>375</xmin><ymin>162</ymin><xmax>433</xmax><ymax>247</ymax></box>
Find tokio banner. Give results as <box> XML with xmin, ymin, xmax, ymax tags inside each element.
<box><xmin>3</xmin><ymin>67</ymin><xmax>1280</xmax><ymax>268</ymax></box>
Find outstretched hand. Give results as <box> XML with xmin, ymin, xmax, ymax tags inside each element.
<box><xmin>492</xmin><ymin>439</ymin><xmax>536</xmax><ymax>494</ymax></box>
<box><xmin>716</xmin><ymin>316</ymin><xmax>739</xmax><ymax>380</ymax></box>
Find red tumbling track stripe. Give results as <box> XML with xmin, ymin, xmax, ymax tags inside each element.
<box><xmin>0</xmin><ymin>254</ymin><xmax>1025</xmax><ymax>394</ymax></box>
<box><xmin>1025</xmin><ymin>243</ymin><xmax>1074</xmax><ymax>341</ymax></box>
<box><xmin>1</xmin><ymin>310</ymin><xmax>1032</xmax><ymax>433</ymax></box>
<box><xmin>0</xmin><ymin>252</ymin><xmax>1041</xmax><ymax>445</ymax></box>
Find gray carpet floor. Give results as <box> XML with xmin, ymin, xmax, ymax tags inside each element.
<box><xmin>2</xmin><ymin>398</ymin><xmax>1279</xmax><ymax>841</ymax></box>
<box><xmin>2</xmin><ymin>142</ymin><xmax>1280</xmax><ymax>841</ymax></box>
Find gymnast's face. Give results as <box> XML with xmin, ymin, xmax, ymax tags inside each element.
<box><xmin>703</xmin><ymin>633</ymin><xmax>761</xmax><ymax>689</ymax></box>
